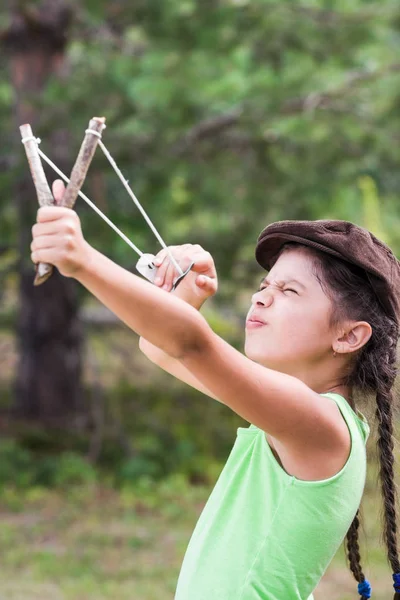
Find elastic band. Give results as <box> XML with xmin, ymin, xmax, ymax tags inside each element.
<box><xmin>21</xmin><ymin>136</ymin><xmax>41</xmax><ymax>145</ymax></box>
<box><xmin>393</xmin><ymin>572</ymin><xmax>400</xmax><ymax>592</ymax></box>
<box><xmin>21</xmin><ymin>123</ymin><xmax>183</xmax><ymax>278</ymax></box>
<box><xmin>86</xmin><ymin>124</ymin><xmax>182</xmax><ymax>274</ymax></box>
<box><xmin>358</xmin><ymin>578</ymin><xmax>372</xmax><ymax>598</ymax></box>
<box><xmin>85</xmin><ymin>123</ymin><xmax>106</xmax><ymax>139</ymax></box>
<box><xmin>96</xmin><ymin>137</ymin><xmax>183</xmax><ymax>276</ymax></box>
<box><xmin>85</xmin><ymin>129</ymin><xmax>102</xmax><ymax>139</ymax></box>
<box><xmin>29</xmin><ymin>143</ymin><xmax>143</xmax><ymax>257</ymax></box>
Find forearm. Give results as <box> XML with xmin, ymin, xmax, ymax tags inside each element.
<box><xmin>139</xmin><ymin>284</ymin><xmax>206</xmax><ymax>364</ymax></box>
<box><xmin>75</xmin><ymin>244</ymin><xmax>209</xmax><ymax>359</ymax></box>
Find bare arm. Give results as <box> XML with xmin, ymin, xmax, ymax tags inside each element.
<box><xmin>139</xmin><ymin>268</ymin><xmax>204</xmax><ymax>359</ymax></box>
<box><xmin>32</xmin><ymin>212</ymin><xmax>347</xmax><ymax>451</ymax></box>
<box><xmin>74</xmin><ymin>245</ymin><xmax>208</xmax><ymax>358</ymax></box>
<box><xmin>139</xmin><ymin>255</ymin><xmax>219</xmax><ymax>401</ymax></box>
<box><xmin>139</xmin><ymin>337</ymin><xmax>221</xmax><ymax>402</ymax></box>
<box><xmin>139</xmin><ymin>270</ymin><xmax>221</xmax><ymax>402</ymax></box>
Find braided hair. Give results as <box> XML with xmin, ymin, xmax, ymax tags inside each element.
<box><xmin>279</xmin><ymin>242</ymin><xmax>400</xmax><ymax>599</ymax></box>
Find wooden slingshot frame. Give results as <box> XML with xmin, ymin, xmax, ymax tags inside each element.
<box><xmin>20</xmin><ymin>116</ymin><xmax>194</xmax><ymax>288</ymax></box>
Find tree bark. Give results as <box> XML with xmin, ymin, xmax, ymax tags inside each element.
<box><xmin>4</xmin><ymin>1</ymin><xmax>84</xmax><ymax>421</ymax></box>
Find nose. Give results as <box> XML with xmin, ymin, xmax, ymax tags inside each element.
<box><xmin>251</xmin><ymin>288</ymin><xmax>274</xmax><ymax>307</ymax></box>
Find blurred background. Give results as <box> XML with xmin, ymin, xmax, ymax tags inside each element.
<box><xmin>0</xmin><ymin>1</ymin><xmax>399</xmax><ymax>598</ymax></box>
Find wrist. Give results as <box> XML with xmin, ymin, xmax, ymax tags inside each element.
<box><xmin>74</xmin><ymin>241</ymin><xmax>97</xmax><ymax>281</ymax></box>
<box><xmin>171</xmin><ymin>286</ymin><xmax>206</xmax><ymax>311</ymax></box>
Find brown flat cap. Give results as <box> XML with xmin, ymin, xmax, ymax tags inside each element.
<box><xmin>255</xmin><ymin>219</ymin><xmax>400</xmax><ymax>324</ymax></box>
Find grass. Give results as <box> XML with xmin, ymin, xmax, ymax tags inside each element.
<box><xmin>0</xmin><ymin>459</ymin><xmax>397</xmax><ymax>600</ymax></box>
<box><xmin>0</xmin><ymin>326</ymin><xmax>399</xmax><ymax>598</ymax></box>
<box><xmin>0</xmin><ymin>477</ymin><xmax>205</xmax><ymax>600</ymax></box>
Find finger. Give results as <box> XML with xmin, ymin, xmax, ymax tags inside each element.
<box><xmin>154</xmin><ymin>246</ymin><xmax>197</xmax><ymax>289</ymax></box>
<box><xmin>32</xmin><ymin>221</ymin><xmax>61</xmax><ymax>238</ymax></box>
<box><xmin>162</xmin><ymin>259</ymin><xmax>176</xmax><ymax>290</ymax></box>
<box><xmin>153</xmin><ymin>250</ymin><xmax>167</xmax><ymax>268</ymax></box>
<box><xmin>175</xmin><ymin>252</ymin><xmax>215</xmax><ymax>279</ymax></box>
<box><xmin>153</xmin><ymin>245</ymin><xmax>190</xmax><ymax>268</ymax></box>
<box><xmin>190</xmin><ymin>254</ymin><xmax>216</xmax><ymax>276</ymax></box>
<box><xmin>164</xmin><ymin>249</ymin><xmax>193</xmax><ymax>290</ymax></box>
<box><xmin>31</xmin><ymin>233</ymin><xmax>59</xmax><ymax>252</ymax></box>
<box><xmin>153</xmin><ymin>246</ymin><xmax>185</xmax><ymax>285</ymax></box>
<box><xmin>154</xmin><ymin>255</ymin><xmax>169</xmax><ymax>286</ymax></box>
<box><xmin>52</xmin><ymin>179</ymin><xmax>66</xmax><ymax>206</ymax></box>
<box><xmin>196</xmin><ymin>274</ymin><xmax>217</xmax><ymax>292</ymax></box>
<box><xmin>164</xmin><ymin>252</ymin><xmax>204</xmax><ymax>290</ymax></box>
<box><xmin>153</xmin><ymin>247</ymin><xmax>176</xmax><ymax>285</ymax></box>
<box><xmin>37</xmin><ymin>206</ymin><xmax>76</xmax><ymax>223</ymax></box>
<box><xmin>31</xmin><ymin>248</ymin><xmax>57</xmax><ymax>265</ymax></box>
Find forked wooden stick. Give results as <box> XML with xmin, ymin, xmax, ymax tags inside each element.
<box><xmin>20</xmin><ymin>123</ymin><xmax>55</xmax><ymax>284</ymax></box>
<box><xmin>60</xmin><ymin>116</ymin><xmax>106</xmax><ymax>209</ymax></box>
<box><xmin>20</xmin><ymin>116</ymin><xmax>106</xmax><ymax>286</ymax></box>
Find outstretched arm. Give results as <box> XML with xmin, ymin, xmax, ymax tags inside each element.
<box><xmin>140</xmin><ymin>244</ymin><xmax>217</xmax><ymax>365</ymax></box>
<box><xmin>31</xmin><ymin>199</ymin><xmax>348</xmax><ymax>455</ymax></box>
<box><xmin>31</xmin><ymin>204</ymin><xmax>210</xmax><ymax>360</ymax></box>
<box><xmin>76</xmin><ymin>244</ymin><xmax>207</xmax><ymax>359</ymax></box>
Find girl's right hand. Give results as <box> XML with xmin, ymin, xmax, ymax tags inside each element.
<box><xmin>153</xmin><ymin>244</ymin><xmax>218</xmax><ymax>308</ymax></box>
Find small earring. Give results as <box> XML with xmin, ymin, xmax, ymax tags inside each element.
<box><xmin>333</xmin><ymin>348</ymin><xmax>337</xmax><ymax>357</ymax></box>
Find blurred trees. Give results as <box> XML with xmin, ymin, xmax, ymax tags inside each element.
<box><xmin>2</xmin><ymin>1</ymin><xmax>83</xmax><ymax>420</ymax></box>
<box><xmin>1</xmin><ymin>0</ymin><xmax>400</xmax><ymax>421</ymax></box>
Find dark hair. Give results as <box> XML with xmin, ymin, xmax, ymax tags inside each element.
<box><xmin>278</xmin><ymin>242</ymin><xmax>400</xmax><ymax>600</ymax></box>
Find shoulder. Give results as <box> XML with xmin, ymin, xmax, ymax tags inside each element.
<box><xmin>272</xmin><ymin>395</ymin><xmax>351</xmax><ymax>481</ymax></box>
<box><xmin>180</xmin><ymin>328</ymin><xmax>354</xmax><ymax>443</ymax></box>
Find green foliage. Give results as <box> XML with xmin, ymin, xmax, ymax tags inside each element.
<box><xmin>53</xmin><ymin>453</ymin><xmax>98</xmax><ymax>487</ymax></box>
<box><xmin>0</xmin><ymin>372</ymin><xmax>243</xmax><ymax>489</ymax></box>
<box><xmin>2</xmin><ymin>0</ymin><xmax>400</xmax><ymax>484</ymax></box>
<box><xmin>0</xmin><ymin>439</ymin><xmax>97</xmax><ymax>489</ymax></box>
<box><xmin>0</xmin><ymin>439</ymin><xmax>36</xmax><ymax>488</ymax></box>
<box><xmin>358</xmin><ymin>176</ymin><xmax>388</xmax><ymax>242</ymax></box>
<box><xmin>105</xmin><ymin>380</ymin><xmax>244</xmax><ymax>486</ymax></box>
<box><xmin>3</xmin><ymin>0</ymin><xmax>400</xmax><ymax>281</ymax></box>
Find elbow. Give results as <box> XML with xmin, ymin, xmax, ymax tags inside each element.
<box><xmin>173</xmin><ymin>320</ymin><xmax>211</xmax><ymax>361</ymax></box>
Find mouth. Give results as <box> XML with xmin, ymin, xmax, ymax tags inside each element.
<box><xmin>245</xmin><ymin>320</ymin><xmax>267</xmax><ymax>328</ymax></box>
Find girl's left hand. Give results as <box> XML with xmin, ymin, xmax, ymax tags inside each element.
<box><xmin>30</xmin><ymin>179</ymin><xmax>91</xmax><ymax>279</ymax></box>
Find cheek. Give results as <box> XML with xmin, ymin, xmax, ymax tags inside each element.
<box><xmin>271</xmin><ymin>302</ymin><xmax>331</xmax><ymax>347</ymax></box>
<box><xmin>289</xmin><ymin>306</ymin><xmax>332</xmax><ymax>349</ymax></box>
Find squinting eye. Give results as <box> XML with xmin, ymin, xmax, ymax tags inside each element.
<box><xmin>258</xmin><ymin>286</ymin><xmax>298</xmax><ymax>294</ymax></box>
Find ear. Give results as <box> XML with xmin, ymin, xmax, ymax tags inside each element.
<box><xmin>334</xmin><ymin>321</ymin><xmax>372</xmax><ymax>356</ymax></box>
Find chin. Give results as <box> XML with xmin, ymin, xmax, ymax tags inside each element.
<box><xmin>244</xmin><ymin>345</ymin><xmax>288</xmax><ymax>371</ymax></box>
<box><xmin>244</xmin><ymin>345</ymin><xmax>270</xmax><ymax>364</ymax></box>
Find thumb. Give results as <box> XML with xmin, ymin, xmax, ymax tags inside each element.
<box><xmin>52</xmin><ymin>179</ymin><xmax>66</xmax><ymax>206</ymax></box>
<box><xmin>190</xmin><ymin>256</ymin><xmax>217</xmax><ymax>278</ymax></box>
<box><xmin>196</xmin><ymin>275</ymin><xmax>217</xmax><ymax>292</ymax></box>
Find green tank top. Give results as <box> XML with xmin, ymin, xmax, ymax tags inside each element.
<box><xmin>174</xmin><ymin>392</ymin><xmax>370</xmax><ymax>600</ymax></box>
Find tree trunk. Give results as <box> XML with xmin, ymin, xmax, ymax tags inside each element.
<box><xmin>4</xmin><ymin>1</ymin><xmax>84</xmax><ymax>421</ymax></box>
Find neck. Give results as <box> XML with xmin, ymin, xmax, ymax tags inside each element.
<box><xmin>273</xmin><ymin>360</ymin><xmax>354</xmax><ymax>408</ymax></box>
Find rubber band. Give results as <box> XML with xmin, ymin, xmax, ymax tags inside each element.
<box><xmin>393</xmin><ymin>572</ymin><xmax>400</xmax><ymax>592</ymax></box>
<box><xmin>358</xmin><ymin>578</ymin><xmax>372</xmax><ymax>598</ymax></box>
<box><xmin>22</xmin><ymin>124</ymin><xmax>185</xmax><ymax>279</ymax></box>
<box><xmin>21</xmin><ymin>136</ymin><xmax>41</xmax><ymax>145</ymax></box>
<box><xmin>96</xmin><ymin>138</ymin><xmax>183</xmax><ymax>276</ymax></box>
<box><xmin>85</xmin><ymin>129</ymin><xmax>103</xmax><ymax>139</ymax></box>
<box><xmin>33</xmin><ymin>144</ymin><xmax>143</xmax><ymax>257</ymax></box>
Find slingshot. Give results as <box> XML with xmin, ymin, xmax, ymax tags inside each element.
<box><xmin>20</xmin><ymin>116</ymin><xmax>194</xmax><ymax>289</ymax></box>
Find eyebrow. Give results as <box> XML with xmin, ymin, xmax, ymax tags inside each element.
<box><xmin>259</xmin><ymin>276</ymin><xmax>306</xmax><ymax>290</ymax></box>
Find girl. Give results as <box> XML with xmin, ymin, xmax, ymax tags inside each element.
<box><xmin>31</xmin><ymin>180</ymin><xmax>400</xmax><ymax>600</ymax></box>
